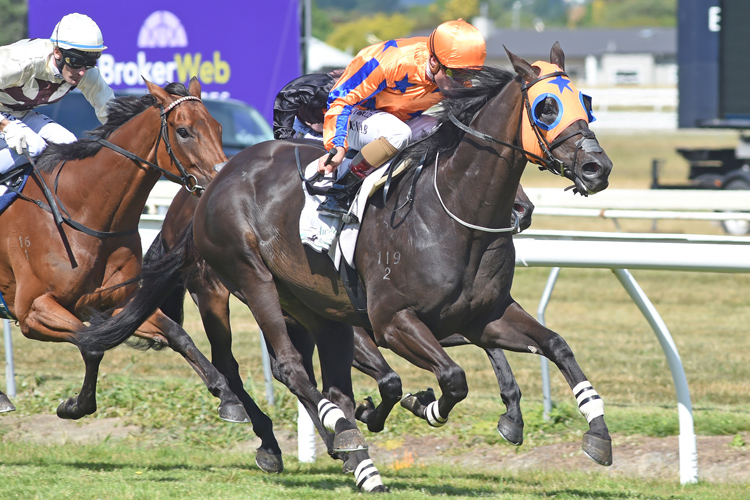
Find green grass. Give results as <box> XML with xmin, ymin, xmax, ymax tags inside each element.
<box><xmin>2</xmin><ymin>129</ymin><xmax>750</xmax><ymax>497</ymax></box>
<box><xmin>1</xmin><ymin>442</ymin><xmax>749</xmax><ymax>500</ymax></box>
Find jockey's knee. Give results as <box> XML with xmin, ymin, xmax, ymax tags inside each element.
<box><xmin>380</xmin><ymin>121</ymin><xmax>412</xmax><ymax>150</ymax></box>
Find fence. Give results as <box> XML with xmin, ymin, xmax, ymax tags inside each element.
<box><xmin>5</xmin><ymin>185</ymin><xmax>750</xmax><ymax>483</ymax></box>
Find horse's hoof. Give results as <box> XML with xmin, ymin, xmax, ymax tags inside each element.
<box><xmin>255</xmin><ymin>448</ymin><xmax>284</xmax><ymax>473</ymax></box>
<box><xmin>355</xmin><ymin>397</ymin><xmax>375</xmax><ymax>422</ymax></box>
<box><xmin>367</xmin><ymin>485</ymin><xmax>389</xmax><ymax>493</ymax></box>
<box><xmin>582</xmin><ymin>433</ymin><xmax>613</xmax><ymax>466</ymax></box>
<box><xmin>497</xmin><ymin>414</ymin><xmax>523</xmax><ymax>446</ymax></box>
<box><xmin>0</xmin><ymin>394</ymin><xmax>16</xmax><ymax>413</ymax></box>
<box><xmin>333</xmin><ymin>428</ymin><xmax>368</xmax><ymax>453</ymax></box>
<box><xmin>56</xmin><ymin>398</ymin><xmax>90</xmax><ymax>420</ymax></box>
<box><xmin>218</xmin><ymin>403</ymin><xmax>250</xmax><ymax>423</ymax></box>
<box><xmin>342</xmin><ymin>454</ymin><xmax>356</xmax><ymax>474</ymax></box>
<box><xmin>400</xmin><ymin>388</ymin><xmax>436</xmax><ymax>417</ymax></box>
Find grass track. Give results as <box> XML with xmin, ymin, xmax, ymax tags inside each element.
<box><xmin>2</xmin><ymin>129</ymin><xmax>750</xmax><ymax>498</ymax></box>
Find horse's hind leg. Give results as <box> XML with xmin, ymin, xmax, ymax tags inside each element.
<box><xmin>312</xmin><ymin>320</ymin><xmax>385</xmax><ymax>490</ymax></box>
<box><xmin>0</xmin><ymin>390</ymin><xmax>16</xmax><ymax>413</ymax></box>
<box><xmin>136</xmin><ymin>310</ymin><xmax>250</xmax><ymax>423</ymax></box>
<box><xmin>351</xmin><ymin>327</ymin><xmax>403</xmax><ymax>433</ymax></box>
<box><xmin>188</xmin><ymin>277</ymin><xmax>283</xmax><ymax>473</ymax></box>
<box><xmin>479</xmin><ymin>301</ymin><xmax>612</xmax><ymax>466</ymax></box>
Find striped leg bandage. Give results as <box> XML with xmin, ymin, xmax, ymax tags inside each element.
<box><xmin>425</xmin><ymin>400</ymin><xmax>448</xmax><ymax>427</ymax></box>
<box><xmin>317</xmin><ymin>398</ymin><xmax>346</xmax><ymax>433</ymax></box>
<box><xmin>355</xmin><ymin>459</ymin><xmax>384</xmax><ymax>492</ymax></box>
<box><xmin>573</xmin><ymin>380</ymin><xmax>605</xmax><ymax>423</ymax></box>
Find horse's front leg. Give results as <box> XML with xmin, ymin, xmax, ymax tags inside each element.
<box><xmin>136</xmin><ymin>310</ymin><xmax>251</xmax><ymax>424</ymax></box>
<box><xmin>484</xmin><ymin>347</ymin><xmax>524</xmax><ymax>445</ymax></box>
<box><xmin>188</xmin><ymin>278</ymin><xmax>283</xmax><ymax>474</ymax></box>
<box><xmin>439</xmin><ymin>334</ymin><xmax>524</xmax><ymax>444</ymax></box>
<box><xmin>351</xmin><ymin>327</ymin><xmax>403</xmax><ymax>433</ymax></box>
<box><xmin>377</xmin><ymin>310</ymin><xmax>468</xmax><ymax>427</ymax></box>
<box><xmin>20</xmin><ymin>294</ymin><xmax>102</xmax><ymax>419</ymax></box>
<box><xmin>479</xmin><ymin>301</ymin><xmax>612</xmax><ymax>466</ymax></box>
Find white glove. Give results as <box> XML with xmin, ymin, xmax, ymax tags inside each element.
<box><xmin>1</xmin><ymin>120</ymin><xmax>33</xmax><ymax>155</ymax></box>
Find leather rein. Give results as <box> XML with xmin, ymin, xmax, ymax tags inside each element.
<box><xmin>12</xmin><ymin>95</ymin><xmax>203</xmax><ymax>240</ymax></box>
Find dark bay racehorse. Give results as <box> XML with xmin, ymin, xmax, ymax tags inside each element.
<box><xmin>77</xmin><ymin>44</ymin><xmax>613</xmax><ymax>491</ymax></box>
<box><xmin>0</xmin><ymin>79</ymin><xmax>282</xmax><ymax>472</ymax></box>
<box><xmin>147</xmin><ymin>183</ymin><xmax>532</xmax><ymax>445</ymax></box>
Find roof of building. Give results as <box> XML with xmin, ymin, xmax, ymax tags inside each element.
<box><xmin>487</xmin><ymin>27</ymin><xmax>676</xmax><ymax>59</ymax></box>
<box><xmin>414</xmin><ymin>25</ymin><xmax>676</xmax><ymax>60</ymax></box>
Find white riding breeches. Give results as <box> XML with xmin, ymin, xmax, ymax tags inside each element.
<box><xmin>0</xmin><ymin>111</ymin><xmax>77</xmax><ymax>175</ymax></box>
<box><xmin>345</xmin><ymin>109</ymin><xmax>438</xmax><ymax>152</ymax></box>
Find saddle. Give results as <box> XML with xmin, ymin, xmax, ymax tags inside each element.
<box><xmin>0</xmin><ymin>164</ymin><xmax>32</xmax><ymax>216</ymax></box>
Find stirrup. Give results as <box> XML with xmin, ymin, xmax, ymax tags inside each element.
<box><xmin>317</xmin><ymin>203</ymin><xmax>359</xmax><ymax>224</ymax></box>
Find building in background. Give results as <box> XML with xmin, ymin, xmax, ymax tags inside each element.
<box><xmin>484</xmin><ymin>27</ymin><xmax>676</xmax><ymax>87</ymax></box>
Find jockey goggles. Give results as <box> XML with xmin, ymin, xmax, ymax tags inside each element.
<box><xmin>521</xmin><ymin>61</ymin><xmax>596</xmax><ymax>165</ymax></box>
<box><xmin>60</xmin><ymin>48</ymin><xmax>100</xmax><ymax>69</ymax></box>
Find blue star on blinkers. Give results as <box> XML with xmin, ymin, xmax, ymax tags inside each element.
<box><xmin>394</xmin><ymin>75</ymin><xmax>410</xmax><ymax>93</ymax></box>
<box><xmin>547</xmin><ymin>75</ymin><xmax>573</xmax><ymax>93</ymax></box>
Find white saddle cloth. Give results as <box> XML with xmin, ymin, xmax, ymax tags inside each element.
<box><xmin>299</xmin><ymin>158</ymin><xmax>392</xmax><ymax>270</ymax></box>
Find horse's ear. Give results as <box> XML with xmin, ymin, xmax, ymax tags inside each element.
<box><xmin>143</xmin><ymin>78</ymin><xmax>172</xmax><ymax>108</ymax></box>
<box><xmin>550</xmin><ymin>41</ymin><xmax>565</xmax><ymax>70</ymax></box>
<box><xmin>188</xmin><ymin>76</ymin><xmax>202</xmax><ymax>98</ymax></box>
<box><xmin>504</xmin><ymin>45</ymin><xmax>538</xmax><ymax>82</ymax></box>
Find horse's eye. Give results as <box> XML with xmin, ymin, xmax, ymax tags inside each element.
<box><xmin>176</xmin><ymin>128</ymin><xmax>190</xmax><ymax>138</ymax></box>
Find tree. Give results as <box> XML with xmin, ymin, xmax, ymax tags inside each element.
<box><xmin>326</xmin><ymin>13</ymin><xmax>415</xmax><ymax>54</ymax></box>
<box><xmin>0</xmin><ymin>0</ymin><xmax>28</xmax><ymax>46</ymax></box>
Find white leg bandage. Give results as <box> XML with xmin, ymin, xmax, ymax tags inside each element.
<box><xmin>355</xmin><ymin>459</ymin><xmax>384</xmax><ymax>492</ymax></box>
<box><xmin>425</xmin><ymin>400</ymin><xmax>448</xmax><ymax>427</ymax></box>
<box><xmin>317</xmin><ymin>398</ymin><xmax>346</xmax><ymax>433</ymax></box>
<box><xmin>573</xmin><ymin>381</ymin><xmax>605</xmax><ymax>423</ymax></box>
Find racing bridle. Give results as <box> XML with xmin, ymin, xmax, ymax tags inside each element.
<box><xmin>447</xmin><ymin>68</ymin><xmax>602</xmax><ymax>196</ymax></box>
<box><xmin>95</xmin><ymin>95</ymin><xmax>207</xmax><ymax>194</ymax></box>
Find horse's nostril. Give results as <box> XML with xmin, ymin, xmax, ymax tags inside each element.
<box><xmin>513</xmin><ymin>205</ymin><xmax>525</xmax><ymax>213</ymax></box>
<box><xmin>582</xmin><ymin>163</ymin><xmax>600</xmax><ymax>176</ymax></box>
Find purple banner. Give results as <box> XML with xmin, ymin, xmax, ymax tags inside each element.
<box><xmin>29</xmin><ymin>0</ymin><xmax>301</xmax><ymax>122</ymax></box>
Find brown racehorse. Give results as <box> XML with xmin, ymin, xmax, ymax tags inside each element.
<box><xmin>77</xmin><ymin>44</ymin><xmax>613</xmax><ymax>492</ymax></box>
<box><xmin>0</xmin><ymin>79</ymin><xmax>283</xmax><ymax>471</ymax></box>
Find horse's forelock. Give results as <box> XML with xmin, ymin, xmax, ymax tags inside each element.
<box><xmin>401</xmin><ymin>66</ymin><xmax>515</xmax><ymax>165</ymax></box>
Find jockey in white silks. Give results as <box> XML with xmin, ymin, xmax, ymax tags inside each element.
<box><xmin>0</xmin><ymin>13</ymin><xmax>114</xmax><ymax>176</ymax></box>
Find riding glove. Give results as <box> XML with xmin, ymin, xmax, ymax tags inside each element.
<box><xmin>1</xmin><ymin>119</ymin><xmax>41</xmax><ymax>155</ymax></box>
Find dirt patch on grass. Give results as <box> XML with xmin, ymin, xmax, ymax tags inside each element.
<box><xmin>366</xmin><ymin>433</ymin><xmax>750</xmax><ymax>484</ymax></box>
<box><xmin>2</xmin><ymin>413</ymin><xmax>748</xmax><ymax>484</ymax></box>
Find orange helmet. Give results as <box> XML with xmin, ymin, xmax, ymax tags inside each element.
<box><xmin>428</xmin><ymin>19</ymin><xmax>486</xmax><ymax>69</ymax></box>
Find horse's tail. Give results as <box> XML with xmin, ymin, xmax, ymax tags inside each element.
<box><xmin>74</xmin><ymin>220</ymin><xmax>199</xmax><ymax>351</ymax></box>
<box><xmin>144</xmin><ymin>231</ymin><xmax>188</xmax><ymax>326</ymax></box>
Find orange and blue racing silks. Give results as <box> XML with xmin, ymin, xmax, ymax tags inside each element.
<box><xmin>322</xmin><ymin>37</ymin><xmax>443</xmax><ymax>152</ymax></box>
<box><xmin>520</xmin><ymin>60</ymin><xmax>596</xmax><ymax>165</ymax></box>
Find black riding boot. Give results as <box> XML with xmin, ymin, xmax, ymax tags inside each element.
<box><xmin>317</xmin><ymin>171</ymin><xmax>364</xmax><ymax>221</ymax></box>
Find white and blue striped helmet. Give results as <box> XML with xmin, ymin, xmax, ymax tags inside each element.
<box><xmin>50</xmin><ymin>13</ymin><xmax>107</xmax><ymax>52</ymax></box>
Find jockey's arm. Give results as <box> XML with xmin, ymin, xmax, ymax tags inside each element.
<box><xmin>77</xmin><ymin>67</ymin><xmax>115</xmax><ymax>124</ymax></box>
<box><xmin>319</xmin><ymin>58</ymin><xmax>389</xmax><ymax>173</ymax></box>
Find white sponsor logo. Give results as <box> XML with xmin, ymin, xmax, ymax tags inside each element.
<box><xmin>138</xmin><ymin>11</ymin><xmax>188</xmax><ymax>48</ymax></box>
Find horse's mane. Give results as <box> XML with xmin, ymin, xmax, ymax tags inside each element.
<box><xmin>399</xmin><ymin>65</ymin><xmax>516</xmax><ymax>166</ymax></box>
<box><xmin>36</xmin><ymin>82</ymin><xmax>191</xmax><ymax>174</ymax></box>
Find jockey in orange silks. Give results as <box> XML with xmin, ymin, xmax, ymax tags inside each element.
<box><xmin>316</xmin><ymin>19</ymin><xmax>486</xmax><ymax>219</ymax></box>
